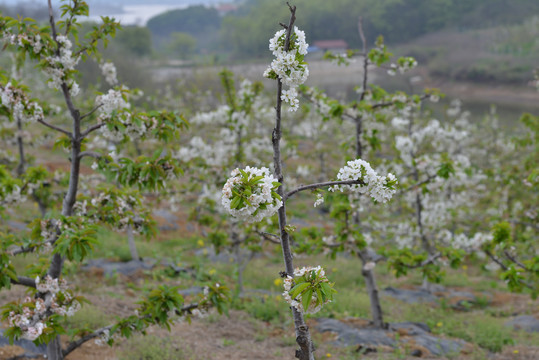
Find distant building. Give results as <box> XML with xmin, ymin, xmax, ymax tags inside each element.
<box><xmin>312</xmin><ymin>40</ymin><xmax>348</xmax><ymax>53</ymax></box>
<box><xmin>215</xmin><ymin>3</ymin><xmax>238</xmax><ymax>16</ymax></box>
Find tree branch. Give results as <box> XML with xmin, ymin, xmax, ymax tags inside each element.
<box><xmin>9</xmin><ymin>239</ymin><xmax>55</xmax><ymax>256</ymax></box>
<box><xmin>256</xmin><ymin>231</ymin><xmax>281</xmax><ymax>245</ymax></box>
<box><xmin>80</xmin><ymin>122</ymin><xmax>105</xmax><ymax>139</ymax></box>
<box><xmin>400</xmin><ymin>173</ymin><xmax>436</xmax><ymax>194</ymax></box>
<box><xmin>503</xmin><ymin>250</ymin><xmax>529</xmax><ymax>271</ymax></box>
<box><xmin>11</xmin><ymin>276</ymin><xmax>36</xmax><ymax>288</ymax></box>
<box><xmin>37</xmin><ymin>119</ymin><xmax>72</xmax><ymax>138</ymax></box>
<box><xmin>63</xmin><ymin>302</ymin><xmax>201</xmax><ymax>357</ymax></box>
<box><xmin>401</xmin><ymin>253</ymin><xmax>441</xmax><ymax>269</ymax></box>
<box><xmin>62</xmin><ymin>325</ymin><xmax>112</xmax><ymax>357</ymax></box>
<box><xmin>285</xmin><ymin>179</ymin><xmax>365</xmax><ymax>200</ymax></box>
<box><xmin>80</xmin><ymin>104</ymin><xmax>103</xmax><ymax>121</ymax></box>
<box><xmin>78</xmin><ymin>151</ymin><xmax>102</xmax><ymax>160</ymax></box>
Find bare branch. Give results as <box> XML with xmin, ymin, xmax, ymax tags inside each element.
<box><xmin>503</xmin><ymin>250</ymin><xmax>529</xmax><ymax>271</ymax></box>
<box><xmin>37</xmin><ymin>119</ymin><xmax>72</xmax><ymax>138</ymax></box>
<box><xmin>358</xmin><ymin>16</ymin><xmax>368</xmax><ymax>102</ymax></box>
<box><xmin>9</xmin><ymin>239</ymin><xmax>56</xmax><ymax>256</ymax></box>
<box><xmin>484</xmin><ymin>250</ymin><xmax>534</xmax><ymax>289</ymax></box>
<box><xmin>11</xmin><ymin>276</ymin><xmax>36</xmax><ymax>288</ymax></box>
<box><xmin>285</xmin><ymin>179</ymin><xmax>365</xmax><ymax>200</ymax></box>
<box><xmin>400</xmin><ymin>173</ymin><xmax>436</xmax><ymax>194</ymax></box>
<box><xmin>47</xmin><ymin>0</ymin><xmax>57</xmax><ymax>41</ymax></box>
<box><xmin>78</xmin><ymin>151</ymin><xmax>102</xmax><ymax>160</ymax></box>
<box><xmin>80</xmin><ymin>123</ymin><xmax>105</xmax><ymax>139</ymax></box>
<box><xmin>80</xmin><ymin>104</ymin><xmax>103</xmax><ymax>121</ymax></box>
<box><xmin>256</xmin><ymin>231</ymin><xmax>281</xmax><ymax>245</ymax></box>
<box><xmin>62</xmin><ymin>325</ymin><xmax>112</xmax><ymax>357</ymax></box>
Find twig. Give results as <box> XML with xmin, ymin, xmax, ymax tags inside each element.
<box><xmin>503</xmin><ymin>250</ymin><xmax>529</xmax><ymax>271</ymax></box>
<box><xmin>37</xmin><ymin>119</ymin><xmax>72</xmax><ymax>138</ymax></box>
<box><xmin>80</xmin><ymin>104</ymin><xmax>103</xmax><ymax>121</ymax></box>
<box><xmin>285</xmin><ymin>179</ymin><xmax>365</xmax><ymax>200</ymax></box>
<box><xmin>80</xmin><ymin>122</ymin><xmax>105</xmax><ymax>139</ymax></box>
<box><xmin>78</xmin><ymin>151</ymin><xmax>102</xmax><ymax>160</ymax></box>
<box><xmin>485</xmin><ymin>250</ymin><xmax>534</xmax><ymax>289</ymax></box>
<box><xmin>400</xmin><ymin>173</ymin><xmax>436</xmax><ymax>194</ymax></box>
<box><xmin>256</xmin><ymin>231</ymin><xmax>281</xmax><ymax>245</ymax></box>
<box><xmin>402</xmin><ymin>253</ymin><xmax>441</xmax><ymax>269</ymax></box>
<box><xmin>358</xmin><ymin>16</ymin><xmax>368</xmax><ymax>102</ymax></box>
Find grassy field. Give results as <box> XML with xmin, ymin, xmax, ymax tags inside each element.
<box><xmin>3</xmin><ymin>217</ymin><xmax>538</xmax><ymax>359</ymax></box>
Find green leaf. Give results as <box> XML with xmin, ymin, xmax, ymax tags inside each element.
<box><xmin>302</xmin><ymin>288</ymin><xmax>313</xmax><ymax>312</ymax></box>
<box><xmin>289</xmin><ymin>282</ymin><xmax>310</xmax><ymax>299</ymax></box>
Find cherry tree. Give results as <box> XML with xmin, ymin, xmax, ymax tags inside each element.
<box><xmin>221</xmin><ymin>5</ymin><xmax>397</xmax><ymax>358</ymax></box>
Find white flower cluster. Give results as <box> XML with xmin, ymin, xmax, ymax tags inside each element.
<box><xmin>222</xmin><ymin>166</ymin><xmax>282</xmax><ymax>223</ymax></box>
<box><xmin>314</xmin><ymin>193</ymin><xmax>324</xmax><ymax>207</ymax></box>
<box><xmin>264</xmin><ymin>27</ymin><xmax>309</xmax><ymax>111</ymax></box>
<box><xmin>44</xmin><ymin>35</ymin><xmax>81</xmax><ymax>96</ymax></box>
<box><xmin>330</xmin><ymin>159</ymin><xmax>398</xmax><ymax>203</ymax></box>
<box><xmin>94</xmin><ymin>328</ymin><xmax>121</xmax><ymax>346</ymax></box>
<box><xmin>96</xmin><ymin>90</ymin><xmax>162</xmax><ymax>141</ymax></box>
<box><xmin>99</xmin><ymin>61</ymin><xmax>118</xmax><ymax>86</ymax></box>
<box><xmin>96</xmin><ymin>89</ymin><xmax>128</xmax><ymax>117</ymax></box>
<box><xmin>282</xmin><ymin>266</ymin><xmax>331</xmax><ymax>314</ymax></box>
<box><xmin>387</xmin><ymin>57</ymin><xmax>418</xmax><ymax>76</ymax></box>
<box><xmin>439</xmin><ymin>230</ymin><xmax>493</xmax><ymax>252</ymax></box>
<box><xmin>2</xmin><ymin>30</ymin><xmax>44</xmax><ymax>55</ymax></box>
<box><xmin>7</xmin><ymin>275</ymin><xmax>80</xmax><ymax>341</ymax></box>
<box><xmin>0</xmin><ymin>83</ymin><xmax>44</xmax><ymax>123</ymax></box>
<box><xmin>0</xmin><ymin>184</ymin><xmax>25</xmax><ymax>205</ymax></box>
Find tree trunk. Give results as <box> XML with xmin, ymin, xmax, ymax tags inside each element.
<box><xmin>15</xmin><ymin>116</ymin><xmax>25</xmax><ymax>176</ymax></box>
<box><xmin>127</xmin><ymin>225</ymin><xmax>139</xmax><ymax>261</ymax></box>
<box><xmin>47</xmin><ymin>336</ymin><xmax>63</xmax><ymax>360</ymax></box>
<box><xmin>359</xmin><ymin>251</ymin><xmax>385</xmax><ymax>328</ymax></box>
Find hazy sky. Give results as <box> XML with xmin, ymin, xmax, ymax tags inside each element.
<box><xmin>1</xmin><ymin>0</ymin><xmax>229</xmax><ymax>26</ymax></box>
<box><xmin>0</xmin><ymin>0</ymin><xmax>222</xmax><ymax>5</ymax></box>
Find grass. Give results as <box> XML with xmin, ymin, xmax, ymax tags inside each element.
<box><xmin>5</xmin><ymin>205</ymin><xmax>537</xmax><ymax>359</ymax></box>
<box><xmin>118</xmin><ymin>335</ymin><xmax>195</xmax><ymax>360</ymax></box>
<box><xmin>63</xmin><ymin>304</ymin><xmax>110</xmax><ymax>330</ymax></box>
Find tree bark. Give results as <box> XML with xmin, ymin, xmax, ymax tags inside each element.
<box><xmin>127</xmin><ymin>225</ymin><xmax>140</xmax><ymax>261</ymax></box>
<box><xmin>359</xmin><ymin>252</ymin><xmax>385</xmax><ymax>328</ymax></box>
<box><xmin>271</xmin><ymin>5</ymin><xmax>315</xmax><ymax>359</ymax></box>
<box><xmin>46</xmin><ymin>2</ymin><xmax>83</xmax><ymax>357</ymax></box>
<box><xmin>15</xmin><ymin>115</ymin><xmax>25</xmax><ymax>176</ymax></box>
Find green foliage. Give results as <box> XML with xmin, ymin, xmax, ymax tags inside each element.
<box><xmin>113</xmin><ymin>26</ymin><xmax>153</xmax><ymax>57</ymax></box>
<box><xmin>166</xmin><ymin>32</ymin><xmax>197</xmax><ymax>59</ymax></box>
<box><xmin>147</xmin><ymin>5</ymin><xmax>221</xmax><ymax>39</ymax></box>
<box><xmin>288</xmin><ymin>268</ymin><xmax>336</xmax><ymax>313</ymax></box>
<box><xmin>219</xmin><ymin>0</ymin><xmax>539</xmax><ymax>57</ymax></box>
<box><xmin>53</xmin><ymin>217</ymin><xmax>99</xmax><ymax>262</ymax></box>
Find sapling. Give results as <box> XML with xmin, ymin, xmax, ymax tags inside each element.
<box><xmin>178</xmin><ymin>69</ymin><xmax>278</xmax><ymax>294</ymax></box>
<box><xmin>221</xmin><ymin>5</ymin><xmax>397</xmax><ymax>358</ymax></box>
<box><xmin>481</xmin><ymin>111</ymin><xmax>539</xmax><ymax>297</ymax></box>
<box><xmin>297</xmin><ymin>20</ymin><xmax>435</xmax><ymax>328</ymax></box>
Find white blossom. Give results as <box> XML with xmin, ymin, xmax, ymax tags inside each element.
<box><xmin>330</xmin><ymin>159</ymin><xmax>398</xmax><ymax>203</ymax></box>
<box><xmin>221</xmin><ymin>166</ymin><xmax>282</xmax><ymax>223</ymax></box>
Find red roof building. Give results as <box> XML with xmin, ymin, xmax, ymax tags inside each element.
<box><xmin>313</xmin><ymin>40</ymin><xmax>348</xmax><ymax>51</ymax></box>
